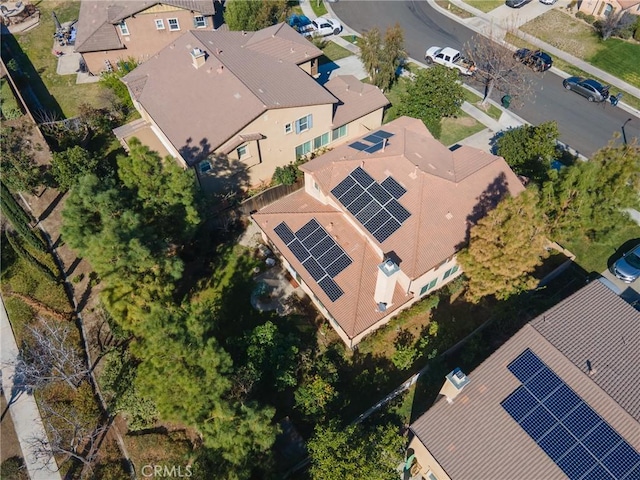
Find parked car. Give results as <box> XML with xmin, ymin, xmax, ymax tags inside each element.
<box><xmin>611</xmin><ymin>244</ymin><xmax>640</xmax><ymax>283</ymax></box>
<box><xmin>424</xmin><ymin>46</ymin><xmax>476</xmax><ymax>76</ymax></box>
<box><xmin>513</xmin><ymin>48</ymin><xmax>553</xmax><ymax>72</ymax></box>
<box><xmin>562</xmin><ymin>76</ymin><xmax>610</xmax><ymax>102</ymax></box>
<box><xmin>506</xmin><ymin>0</ymin><xmax>532</xmax><ymax>7</ymax></box>
<box><xmin>300</xmin><ymin>17</ymin><xmax>342</xmax><ymax>37</ymax></box>
<box><xmin>539</xmin><ymin>0</ymin><xmax>557</xmax><ymax>4</ymax></box>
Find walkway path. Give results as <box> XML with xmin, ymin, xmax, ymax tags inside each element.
<box><xmin>0</xmin><ymin>296</ymin><xmax>62</xmax><ymax>480</ymax></box>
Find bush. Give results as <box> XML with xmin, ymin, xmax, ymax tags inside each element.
<box><xmin>575</xmin><ymin>11</ymin><xmax>595</xmax><ymax>24</ymax></box>
<box><xmin>272</xmin><ymin>163</ymin><xmax>299</xmax><ymax>185</ymax></box>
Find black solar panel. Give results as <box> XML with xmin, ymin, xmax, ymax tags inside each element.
<box><xmin>368</xmin><ymin>182</ymin><xmax>392</xmax><ymax>205</ymax></box>
<box><xmin>325</xmin><ymin>254</ymin><xmax>352</xmax><ymax>278</ymax></box>
<box><xmin>346</xmin><ymin>192</ymin><xmax>373</xmax><ymax>216</ymax></box>
<box><xmin>351</xmin><ymin>167</ymin><xmax>375</xmax><ymax>187</ymax></box>
<box><xmin>302</xmin><ymin>257</ymin><xmax>325</xmax><ymax>281</ymax></box>
<box><xmin>318</xmin><ymin>244</ymin><xmax>342</xmax><ymax>266</ymax></box>
<box><xmin>364</xmin><ymin>210</ymin><xmax>390</xmax><ymax>233</ymax></box>
<box><xmin>288</xmin><ymin>239</ymin><xmax>309</xmax><ymax>263</ymax></box>
<box><xmin>364</xmin><ymin>142</ymin><xmax>385</xmax><ymax>154</ymax></box>
<box><xmin>340</xmin><ymin>184</ymin><xmax>364</xmax><ymax>207</ymax></box>
<box><xmin>274</xmin><ymin>222</ymin><xmax>295</xmax><ymax>245</ymax></box>
<box><xmin>372</xmin><ymin>130</ymin><xmax>393</xmax><ymax>139</ymax></box>
<box><xmin>355</xmin><ymin>201</ymin><xmax>382</xmax><ymax>225</ymax></box>
<box><xmin>381</xmin><ymin>177</ymin><xmax>406</xmax><ymax>199</ymax></box>
<box><xmin>349</xmin><ymin>141</ymin><xmax>370</xmax><ymax>151</ymax></box>
<box><xmin>386</xmin><ymin>199</ymin><xmax>411</xmax><ymax>223</ymax></box>
<box><xmin>331</xmin><ymin>176</ymin><xmax>356</xmax><ymax>200</ymax></box>
<box><xmin>309</xmin><ymin>236</ymin><xmax>335</xmax><ymax>258</ymax></box>
<box><xmin>296</xmin><ymin>219</ymin><xmax>320</xmax><ymax>241</ymax></box>
<box><xmin>302</xmin><ymin>228</ymin><xmax>327</xmax><ymax>250</ymax></box>
<box><xmin>363</xmin><ymin>133</ymin><xmax>384</xmax><ymax>143</ymax></box>
<box><xmin>372</xmin><ymin>218</ymin><xmax>402</xmax><ymax>243</ymax></box>
<box><xmin>501</xmin><ymin>349</ymin><xmax>640</xmax><ymax>480</ymax></box>
<box><xmin>318</xmin><ymin>277</ymin><xmax>344</xmax><ymax>302</ymax></box>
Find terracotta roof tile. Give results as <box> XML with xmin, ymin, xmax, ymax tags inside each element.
<box><xmin>324</xmin><ymin>76</ymin><xmax>390</xmax><ymax>128</ymax></box>
<box><xmin>410</xmin><ymin>281</ymin><xmax>640</xmax><ymax>479</ymax></box>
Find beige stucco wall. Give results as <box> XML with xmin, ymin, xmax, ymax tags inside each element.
<box><xmin>407</xmin><ymin>435</ymin><xmax>451</xmax><ymax>480</ymax></box>
<box><xmin>81</xmin><ymin>5</ymin><xmax>213</xmax><ymax>74</ymax></box>
<box><xmin>578</xmin><ymin>0</ymin><xmax>640</xmax><ymax>17</ymax></box>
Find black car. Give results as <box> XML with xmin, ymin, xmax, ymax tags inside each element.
<box><xmin>506</xmin><ymin>0</ymin><xmax>532</xmax><ymax>7</ymax></box>
<box><xmin>514</xmin><ymin>48</ymin><xmax>553</xmax><ymax>72</ymax></box>
<box><xmin>562</xmin><ymin>76</ymin><xmax>610</xmax><ymax>102</ymax></box>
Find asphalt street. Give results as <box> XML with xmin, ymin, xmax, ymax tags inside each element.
<box><xmin>330</xmin><ymin>0</ymin><xmax>640</xmax><ymax>157</ymax></box>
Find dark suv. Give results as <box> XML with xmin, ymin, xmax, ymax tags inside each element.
<box><xmin>514</xmin><ymin>48</ymin><xmax>553</xmax><ymax>72</ymax></box>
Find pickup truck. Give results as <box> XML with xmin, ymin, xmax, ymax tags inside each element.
<box><xmin>299</xmin><ymin>17</ymin><xmax>343</xmax><ymax>37</ymax></box>
<box><xmin>424</xmin><ymin>46</ymin><xmax>476</xmax><ymax>76</ymax></box>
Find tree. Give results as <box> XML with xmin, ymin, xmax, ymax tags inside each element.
<box><xmin>358</xmin><ymin>24</ymin><xmax>406</xmax><ymax>91</ymax></box>
<box><xmin>15</xmin><ymin>319</ymin><xmax>90</xmax><ymax>391</ymax></box>
<box><xmin>117</xmin><ymin>138</ymin><xmax>200</xmax><ymax>242</ymax></box>
<box><xmin>396</xmin><ymin>66</ymin><xmax>465</xmax><ymax>139</ymax></box>
<box><xmin>464</xmin><ymin>30</ymin><xmax>533</xmax><ymax>105</ymax></box>
<box><xmin>541</xmin><ymin>139</ymin><xmax>640</xmax><ymax>242</ymax></box>
<box><xmin>497</xmin><ymin>121</ymin><xmax>559</xmax><ymax>182</ymax></box>
<box><xmin>594</xmin><ymin>10</ymin><xmax>635</xmax><ymax>40</ymax></box>
<box><xmin>224</xmin><ymin>0</ymin><xmax>289</xmax><ymax>31</ymax></box>
<box><xmin>457</xmin><ymin>188</ymin><xmax>549</xmax><ymax>303</ymax></box>
<box><xmin>307</xmin><ymin>421</ymin><xmax>405</xmax><ymax>480</ymax></box>
<box><xmin>0</xmin><ymin>123</ymin><xmax>43</xmax><ymax>194</ymax></box>
<box><xmin>51</xmin><ymin>146</ymin><xmax>99</xmax><ymax>191</ymax></box>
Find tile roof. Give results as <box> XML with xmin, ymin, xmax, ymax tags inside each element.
<box><xmin>324</xmin><ymin>75</ymin><xmax>390</xmax><ymax>128</ymax></box>
<box><xmin>254</xmin><ymin>116</ymin><xmax>524</xmax><ymax>340</ymax></box>
<box><xmin>122</xmin><ymin>26</ymin><xmax>336</xmax><ymax>165</ymax></box>
<box><xmin>410</xmin><ymin>280</ymin><xmax>640</xmax><ymax>480</ymax></box>
<box><xmin>75</xmin><ymin>1</ymin><xmax>216</xmax><ymax>53</ymax></box>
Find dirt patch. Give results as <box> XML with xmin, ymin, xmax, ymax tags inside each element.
<box><xmin>454</xmin><ymin>115</ymin><xmax>478</xmax><ymax>127</ymax></box>
<box><xmin>0</xmin><ymin>394</ymin><xmax>23</xmax><ymax>463</ymax></box>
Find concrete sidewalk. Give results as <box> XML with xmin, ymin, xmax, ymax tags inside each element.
<box><xmin>1</xmin><ymin>296</ymin><xmax>62</xmax><ymax>480</ymax></box>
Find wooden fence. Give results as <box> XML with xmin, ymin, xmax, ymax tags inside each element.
<box><xmin>237</xmin><ymin>179</ymin><xmax>304</xmax><ymax>215</ymax></box>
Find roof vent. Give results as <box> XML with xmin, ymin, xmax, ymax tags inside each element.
<box><xmin>217</xmin><ymin>64</ymin><xmax>224</xmax><ymax>74</ymax></box>
<box><xmin>445</xmin><ymin>211</ymin><xmax>453</xmax><ymax>220</ymax></box>
<box><xmin>439</xmin><ymin>368</ymin><xmax>470</xmax><ymax>404</ymax></box>
<box><xmin>191</xmin><ymin>47</ymin><xmax>207</xmax><ymax>69</ymax></box>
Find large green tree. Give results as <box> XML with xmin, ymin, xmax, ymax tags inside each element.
<box><xmin>541</xmin><ymin>140</ymin><xmax>640</xmax><ymax>242</ymax></box>
<box><xmin>224</xmin><ymin>0</ymin><xmax>289</xmax><ymax>31</ymax></box>
<box><xmin>358</xmin><ymin>23</ymin><xmax>406</xmax><ymax>92</ymax></box>
<box><xmin>396</xmin><ymin>66</ymin><xmax>465</xmax><ymax>139</ymax></box>
<box><xmin>497</xmin><ymin>121</ymin><xmax>559</xmax><ymax>183</ymax></box>
<box><xmin>307</xmin><ymin>421</ymin><xmax>405</xmax><ymax>480</ymax></box>
<box><xmin>51</xmin><ymin>146</ymin><xmax>99</xmax><ymax>191</ymax></box>
<box><xmin>457</xmin><ymin>188</ymin><xmax>549</xmax><ymax>303</ymax></box>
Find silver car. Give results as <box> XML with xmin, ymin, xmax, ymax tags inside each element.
<box><xmin>563</xmin><ymin>77</ymin><xmax>610</xmax><ymax>102</ymax></box>
<box><xmin>612</xmin><ymin>244</ymin><xmax>640</xmax><ymax>283</ymax></box>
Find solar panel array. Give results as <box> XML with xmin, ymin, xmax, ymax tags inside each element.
<box><xmin>331</xmin><ymin>167</ymin><xmax>410</xmax><ymax>243</ymax></box>
<box><xmin>348</xmin><ymin>129</ymin><xmax>394</xmax><ymax>154</ymax></box>
<box><xmin>273</xmin><ymin>219</ymin><xmax>352</xmax><ymax>302</ymax></box>
<box><xmin>501</xmin><ymin>349</ymin><xmax>640</xmax><ymax>480</ymax></box>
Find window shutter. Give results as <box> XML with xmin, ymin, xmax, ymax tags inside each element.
<box><xmin>295</xmin><ymin>120</ymin><xmax>301</xmax><ymax>134</ymax></box>
<box><xmin>193</xmin><ymin>17</ymin><xmax>198</xmax><ymax>27</ymax></box>
<box><xmin>308</xmin><ymin>114</ymin><xmax>313</xmax><ymax>129</ymax></box>
<box><xmin>203</xmin><ymin>17</ymin><xmax>208</xmax><ymax>27</ymax></box>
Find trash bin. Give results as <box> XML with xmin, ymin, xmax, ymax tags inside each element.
<box><xmin>501</xmin><ymin>95</ymin><xmax>512</xmax><ymax>109</ymax></box>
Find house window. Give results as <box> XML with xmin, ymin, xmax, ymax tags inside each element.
<box><xmin>331</xmin><ymin>124</ymin><xmax>347</xmax><ymax>141</ymax></box>
<box><xmin>295</xmin><ymin>141</ymin><xmax>312</xmax><ymax>158</ymax></box>
<box><xmin>295</xmin><ymin>114</ymin><xmax>313</xmax><ymax>134</ymax></box>
<box><xmin>193</xmin><ymin>15</ymin><xmax>207</xmax><ymax>28</ymax></box>
<box><xmin>199</xmin><ymin>161</ymin><xmax>212</xmax><ymax>175</ymax></box>
<box><xmin>168</xmin><ymin>18</ymin><xmax>180</xmax><ymax>31</ymax></box>
<box><xmin>313</xmin><ymin>132</ymin><xmax>330</xmax><ymax>150</ymax></box>
<box><xmin>427</xmin><ymin>473</ymin><xmax>438</xmax><ymax>480</ymax></box>
<box><xmin>603</xmin><ymin>3</ymin><xmax>614</xmax><ymax>16</ymax></box>
<box><xmin>237</xmin><ymin>145</ymin><xmax>248</xmax><ymax>158</ymax></box>
<box><xmin>155</xmin><ymin>19</ymin><xmax>165</xmax><ymax>30</ymax></box>
<box><xmin>443</xmin><ymin>265</ymin><xmax>459</xmax><ymax>280</ymax></box>
<box><xmin>420</xmin><ymin>278</ymin><xmax>438</xmax><ymax>296</ymax></box>
<box><xmin>284</xmin><ymin>123</ymin><xmax>293</xmax><ymax>134</ymax></box>
<box><xmin>118</xmin><ymin>22</ymin><xmax>129</xmax><ymax>36</ymax></box>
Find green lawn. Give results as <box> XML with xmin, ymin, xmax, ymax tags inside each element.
<box><xmin>435</xmin><ymin>1</ymin><xmax>475</xmax><ymax>18</ymax></box>
<box><xmin>439</xmin><ymin>114</ymin><xmax>486</xmax><ymax>146</ymax></box>
<box><xmin>589</xmin><ymin>39</ymin><xmax>640</xmax><ymax>88</ymax></box>
<box><xmin>310</xmin><ymin>0</ymin><xmax>328</xmax><ymax>17</ymax></box>
<box><xmin>0</xmin><ymin>78</ymin><xmax>21</xmax><ymax>119</ymax></box>
<box><xmin>463</xmin><ymin>88</ymin><xmax>503</xmax><ymax>120</ymax></box>
<box><xmin>462</xmin><ymin>0</ymin><xmax>504</xmax><ymax>13</ymax></box>
<box><xmin>320</xmin><ymin>41</ymin><xmax>353</xmax><ymax>63</ymax></box>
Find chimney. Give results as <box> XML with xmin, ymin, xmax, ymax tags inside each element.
<box><xmin>374</xmin><ymin>258</ymin><xmax>400</xmax><ymax>308</ymax></box>
<box><xmin>190</xmin><ymin>47</ymin><xmax>206</xmax><ymax>69</ymax></box>
<box><xmin>439</xmin><ymin>368</ymin><xmax>470</xmax><ymax>404</ymax></box>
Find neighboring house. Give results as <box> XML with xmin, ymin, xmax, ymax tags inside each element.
<box><xmin>74</xmin><ymin>1</ymin><xmax>221</xmax><ymax>75</ymax></box>
<box><xmin>252</xmin><ymin>116</ymin><xmax>525</xmax><ymax>348</ymax></box>
<box><xmin>578</xmin><ymin>0</ymin><xmax>640</xmax><ymax>18</ymax></box>
<box><xmin>119</xmin><ymin>23</ymin><xmax>389</xmax><ymax>191</ymax></box>
<box><xmin>407</xmin><ymin>280</ymin><xmax>640</xmax><ymax>480</ymax></box>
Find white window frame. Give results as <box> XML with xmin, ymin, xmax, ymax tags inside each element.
<box><xmin>194</xmin><ymin>15</ymin><xmax>207</xmax><ymax>28</ymax></box>
<box><xmin>168</xmin><ymin>18</ymin><xmax>180</xmax><ymax>31</ymax></box>
<box><xmin>237</xmin><ymin>145</ymin><xmax>248</xmax><ymax>158</ymax></box>
<box><xmin>118</xmin><ymin>22</ymin><xmax>130</xmax><ymax>36</ymax></box>
<box><xmin>284</xmin><ymin>123</ymin><xmax>293</xmax><ymax>135</ymax></box>
<box><xmin>155</xmin><ymin>19</ymin><xmax>165</xmax><ymax>30</ymax></box>
<box><xmin>295</xmin><ymin>141</ymin><xmax>312</xmax><ymax>158</ymax></box>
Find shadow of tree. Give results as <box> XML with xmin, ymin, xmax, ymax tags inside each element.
<box><xmin>458</xmin><ymin>172</ymin><xmax>508</xmax><ymax>247</ymax></box>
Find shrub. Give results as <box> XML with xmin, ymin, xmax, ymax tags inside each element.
<box><xmin>272</xmin><ymin>163</ymin><xmax>299</xmax><ymax>185</ymax></box>
<box><xmin>584</xmin><ymin>14</ymin><xmax>596</xmax><ymax>24</ymax></box>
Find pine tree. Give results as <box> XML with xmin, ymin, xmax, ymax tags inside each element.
<box><xmin>458</xmin><ymin>188</ymin><xmax>548</xmax><ymax>303</ymax></box>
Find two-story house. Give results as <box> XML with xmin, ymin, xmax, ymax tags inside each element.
<box><xmin>118</xmin><ymin>23</ymin><xmax>389</xmax><ymax>191</ymax></box>
<box><xmin>578</xmin><ymin>0</ymin><xmax>640</xmax><ymax>18</ymax></box>
<box><xmin>252</xmin><ymin>116</ymin><xmax>525</xmax><ymax>348</ymax></box>
<box><xmin>74</xmin><ymin>0</ymin><xmax>221</xmax><ymax>74</ymax></box>
<box><xmin>406</xmin><ymin>280</ymin><xmax>640</xmax><ymax>480</ymax></box>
